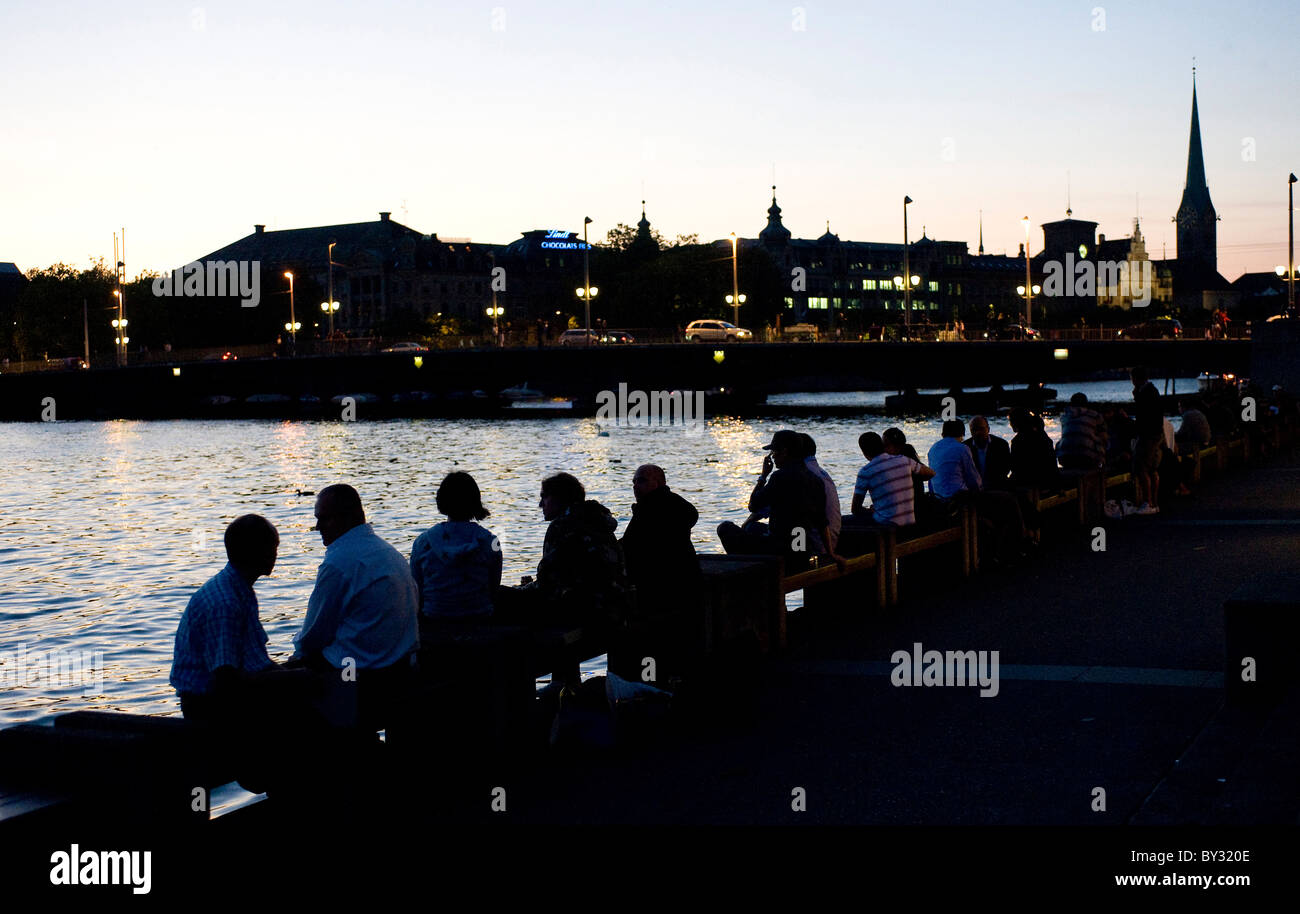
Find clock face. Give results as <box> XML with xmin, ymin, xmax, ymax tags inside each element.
<box><xmin>1078</xmin><ymin>244</ymin><xmax>1088</xmax><ymax>258</ymax></box>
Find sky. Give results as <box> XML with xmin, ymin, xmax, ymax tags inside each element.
<box><xmin>2</xmin><ymin>0</ymin><xmax>1296</xmax><ymax>280</ymax></box>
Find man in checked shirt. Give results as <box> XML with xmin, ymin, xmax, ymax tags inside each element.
<box><xmin>171</xmin><ymin>514</ymin><xmax>286</xmax><ymax>721</ymax></box>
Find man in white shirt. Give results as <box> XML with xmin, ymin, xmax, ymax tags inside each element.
<box><xmin>295</xmin><ymin>484</ymin><xmax>419</xmax><ymax>730</ymax></box>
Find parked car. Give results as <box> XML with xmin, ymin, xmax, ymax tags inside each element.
<box><xmin>684</xmin><ymin>320</ymin><xmax>753</xmax><ymax>342</ymax></box>
<box><xmin>1117</xmin><ymin>317</ymin><xmax>1182</xmax><ymax>339</ymax></box>
<box><xmin>982</xmin><ymin>323</ymin><xmax>1038</xmax><ymax>341</ymax></box>
<box><xmin>381</xmin><ymin>341</ymin><xmax>428</xmax><ymax>352</ymax></box>
<box><xmin>46</xmin><ymin>356</ymin><xmax>88</xmax><ymax>370</ymax></box>
<box><xmin>558</xmin><ymin>329</ymin><xmax>601</xmax><ymax>347</ymax></box>
<box><xmin>599</xmin><ymin>330</ymin><xmax>636</xmax><ymax>344</ymax></box>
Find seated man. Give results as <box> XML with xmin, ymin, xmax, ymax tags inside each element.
<box><xmin>500</xmin><ymin>472</ymin><xmax>628</xmax><ymax>628</ymax></box>
<box><xmin>1056</xmin><ymin>394</ymin><xmax>1108</xmax><ymax>471</ymax></box>
<box><xmin>927</xmin><ymin>419</ymin><xmax>983</xmax><ymax>501</ymax></box>
<box><xmin>1008</xmin><ymin>408</ymin><xmax>1061</xmax><ymax>492</ymax></box>
<box><xmin>172</xmin><ymin>514</ymin><xmax>314</xmax><ymax>791</ymax></box>
<box><xmin>928</xmin><ymin>419</ymin><xmax>1026</xmax><ymax>565</ymax></box>
<box><xmin>966</xmin><ymin>416</ymin><xmax>1012</xmax><ymax>487</ymax></box>
<box><xmin>171</xmin><ymin>514</ymin><xmax>282</xmax><ymax>723</ymax></box>
<box><xmin>620</xmin><ymin>464</ymin><xmax>700</xmax><ymax>602</ymax></box>
<box><xmin>882</xmin><ymin>427</ymin><xmax>932</xmax><ymax>517</ymax></box>
<box><xmin>717</xmin><ymin>429</ymin><xmax>833</xmax><ymax>571</ymax></box>
<box><xmin>617</xmin><ymin>464</ymin><xmax>700</xmax><ymax>681</ymax></box>
<box><xmin>851</xmin><ymin>431</ymin><xmax>935</xmax><ymax>527</ymax></box>
<box><xmin>295</xmin><ymin>484</ymin><xmax>420</xmax><ymax>732</ymax></box>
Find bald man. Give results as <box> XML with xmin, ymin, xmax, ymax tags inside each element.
<box><xmin>621</xmin><ymin>465</ymin><xmax>701</xmax><ymax>601</ymax></box>
<box><xmin>295</xmin><ymin>484</ymin><xmax>419</xmax><ymax>730</ymax></box>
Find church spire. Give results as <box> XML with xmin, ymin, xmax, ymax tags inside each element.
<box><xmin>1175</xmin><ymin>67</ymin><xmax>1217</xmax><ymax>276</ymax></box>
<box><xmin>978</xmin><ymin>210</ymin><xmax>984</xmax><ymax>255</ymax></box>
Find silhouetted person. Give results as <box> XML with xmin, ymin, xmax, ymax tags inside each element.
<box><xmin>1130</xmin><ymin>367</ymin><xmax>1163</xmax><ymax>514</ymax></box>
<box><xmin>852</xmin><ymin>431</ymin><xmax>934</xmax><ymax>526</ymax></box>
<box><xmin>717</xmin><ymin>429</ymin><xmax>831</xmax><ymax>571</ymax></box>
<box><xmin>295</xmin><ymin>484</ymin><xmax>419</xmax><ymax>731</ymax></box>
<box><xmin>410</xmin><ymin>472</ymin><xmax>502</xmax><ymax>621</ymax></box>
<box><xmin>172</xmin><ymin>514</ymin><xmax>282</xmax><ymax>723</ymax></box>
<box><xmin>500</xmin><ymin>472</ymin><xmax>627</xmax><ymax>629</ymax></box>
<box><xmin>1056</xmin><ymin>394</ymin><xmax>1107</xmax><ymax>471</ymax></box>
<box><xmin>966</xmin><ymin>416</ymin><xmax>1012</xmax><ymax>488</ymax></box>
<box><xmin>800</xmin><ymin>433</ymin><xmax>843</xmax><ymax>552</ymax></box>
<box><xmin>1009</xmin><ymin>408</ymin><xmax>1060</xmax><ymax>491</ymax></box>
<box><xmin>620</xmin><ymin>464</ymin><xmax>700</xmax><ymax>603</ymax></box>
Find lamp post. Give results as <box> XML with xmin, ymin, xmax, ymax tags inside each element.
<box><xmin>1016</xmin><ymin>283</ymin><xmax>1042</xmax><ymax>337</ymax></box>
<box><xmin>1022</xmin><ymin>216</ymin><xmax>1034</xmax><ymax>329</ymax></box>
<box><xmin>728</xmin><ymin>232</ymin><xmax>748</xmax><ymax>328</ymax></box>
<box><xmin>283</xmin><ymin>271</ymin><xmax>296</xmax><ymax>351</ymax></box>
<box><xmin>903</xmin><ymin>196</ymin><xmax>913</xmax><ymax>329</ymax></box>
<box><xmin>1289</xmin><ymin>173</ymin><xmax>1297</xmax><ymax>316</ymax></box>
<box><xmin>327</xmin><ymin>240</ymin><xmax>338</xmax><ymax>342</ymax></box>
<box><xmin>892</xmin><ymin>274</ymin><xmax>920</xmax><ymax>335</ymax></box>
<box><xmin>111</xmin><ymin>290</ymin><xmax>128</xmax><ymax>365</ymax></box>
<box><xmin>582</xmin><ymin>217</ymin><xmax>593</xmax><ymax>346</ymax></box>
<box><xmin>486</xmin><ymin>305</ymin><xmax>504</xmax><ymax>342</ymax></box>
<box><xmin>321</xmin><ymin>299</ymin><xmax>339</xmax><ymax>350</ymax></box>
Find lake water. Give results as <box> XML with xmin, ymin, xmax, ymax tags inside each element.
<box><xmin>0</xmin><ymin>378</ymin><xmax>1196</xmax><ymax>726</ymax></box>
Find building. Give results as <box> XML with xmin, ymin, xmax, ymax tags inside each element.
<box><xmin>1171</xmin><ymin>74</ymin><xmax>1230</xmax><ymax>310</ymax></box>
<box><xmin>194</xmin><ymin>213</ymin><xmax>503</xmax><ymax>336</ymax></box>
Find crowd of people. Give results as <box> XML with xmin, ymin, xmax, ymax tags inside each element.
<box><xmin>170</xmin><ymin>368</ymin><xmax>1288</xmax><ymax>785</ymax></box>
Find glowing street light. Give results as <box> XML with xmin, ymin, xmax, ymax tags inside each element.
<box><xmin>581</xmin><ymin>216</ymin><xmax>594</xmax><ymax>346</ymax></box>
<box><xmin>283</xmin><ymin>271</ymin><xmax>297</xmax><ymax>348</ymax></box>
<box><xmin>729</xmin><ymin>233</ymin><xmax>744</xmax><ymax>327</ymax></box>
<box><xmin>1022</xmin><ymin>216</ymin><xmax>1035</xmax><ymax>329</ymax></box>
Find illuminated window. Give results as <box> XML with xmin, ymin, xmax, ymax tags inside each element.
<box><xmin>928</xmin><ymin>281</ymin><xmax>938</xmax><ymax>292</ymax></box>
<box><xmin>808</xmin><ymin>297</ymin><xmax>829</xmax><ymax>310</ymax></box>
<box><xmin>863</xmin><ymin>279</ymin><xmax>877</xmax><ymax>290</ymax></box>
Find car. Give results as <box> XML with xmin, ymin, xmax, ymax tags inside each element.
<box><xmin>599</xmin><ymin>330</ymin><xmax>636</xmax><ymax>344</ymax></box>
<box><xmin>558</xmin><ymin>329</ymin><xmax>602</xmax><ymax>347</ymax></box>
<box><xmin>982</xmin><ymin>323</ymin><xmax>1038</xmax><ymax>341</ymax></box>
<box><xmin>1117</xmin><ymin>317</ymin><xmax>1182</xmax><ymax>340</ymax></box>
<box><xmin>685</xmin><ymin>320</ymin><xmax>753</xmax><ymax>342</ymax></box>
<box><xmin>381</xmin><ymin>341</ymin><xmax>428</xmax><ymax>352</ymax></box>
<box><xmin>46</xmin><ymin>356</ymin><xmax>88</xmax><ymax>370</ymax></box>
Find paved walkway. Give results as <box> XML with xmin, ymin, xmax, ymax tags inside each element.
<box><xmin>494</xmin><ymin>448</ymin><xmax>1299</xmax><ymax>826</ymax></box>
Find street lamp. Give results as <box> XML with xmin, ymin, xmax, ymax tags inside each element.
<box><xmin>581</xmin><ymin>217</ymin><xmax>595</xmax><ymax>346</ymax></box>
<box><xmin>1288</xmin><ymin>173</ymin><xmax>1297</xmax><ymax>316</ymax></box>
<box><xmin>486</xmin><ymin>305</ymin><xmax>504</xmax><ymax>342</ymax></box>
<box><xmin>283</xmin><ymin>271</ymin><xmax>297</xmax><ymax>350</ymax></box>
<box><xmin>903</xmin><ymin>196</ymin><xmax>913</xmax><ymax>329</ymax></box>
<box><xmin>1016</xmin><ymin>283</ymin><xmax>1043</xmax><ymax>334</ymax></box>
<box><xmin>1022</xmin><ymin>216</ymin><xmax>1034</xmax><ymax>329</ymax></box>
<box><xmin>893</xmin><ymin>275</ymin><xmax>920</xmax><ymax>332</ymax></box>
<box><xmin>327</xmin><ymin>240</ymin><xmax>339</xmax><ymax>341</ymax></box>
<box><xmin>729</xmin><ymin>233</ymin><xmax>745</xmax><ymax>327</ymax></box>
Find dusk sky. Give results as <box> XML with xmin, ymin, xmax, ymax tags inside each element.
<box><xmin>3</xmin><ymin>0</ymin><xmax>1296</xmax><ymax>280</ymax></box>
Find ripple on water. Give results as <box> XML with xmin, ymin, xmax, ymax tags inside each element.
<box><xmin>3</xmin><ymin>381</ymin><xmax>1191</xmax><ymax>726</ymax></box>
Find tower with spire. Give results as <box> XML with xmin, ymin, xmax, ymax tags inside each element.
<box><xmin>1175</xmin><ymin>68</ymin><xmax>1218</xmax><ymax>281</ymax></box>
<box><xmin>628</xmin><ymin>199</ymin><xmax>660</xmax><ymax>260</ymax></box>
<box><xmin>759</xmin><ymin>185</ymin><xmax>791</xmax><ymax>247</ymax></box>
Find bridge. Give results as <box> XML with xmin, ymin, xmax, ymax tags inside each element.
<box><xmin>0</xmin><ymin>340</ymin><xmax>1252</xmax><ymax>421</ymax></box>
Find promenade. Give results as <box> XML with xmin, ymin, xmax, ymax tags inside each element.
<box><xmin>488</xmin><ymin>449</ymin><xmax>1299</xmax><ymax>828</ymax></box>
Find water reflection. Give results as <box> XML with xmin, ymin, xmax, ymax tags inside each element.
<box><xmin>0</xmin><ymin>378</ymin><xmax>1189</xmax><ymax>725</ymax></box>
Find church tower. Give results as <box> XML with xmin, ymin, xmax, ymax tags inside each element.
<box><xmin>1175</xmin><ymin>72</ymin><xmax>1218</xmax><ymax>278</ymax></box>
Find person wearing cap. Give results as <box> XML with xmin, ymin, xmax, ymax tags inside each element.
<box><xmin>717</xmin><ymin>429</ymin><xmax>834</xmax><ymax>570</ymax></box>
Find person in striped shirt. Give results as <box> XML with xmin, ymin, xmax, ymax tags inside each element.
<box><xmin>851</xmin><ymin>431</ymin><xmax>935</xmax><ymax>526</ymax></box>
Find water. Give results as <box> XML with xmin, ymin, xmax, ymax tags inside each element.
<box><xmin>0</xmin><ymin>378</ymin><xmax>1194</xmax><ymax>726</ymax></box>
